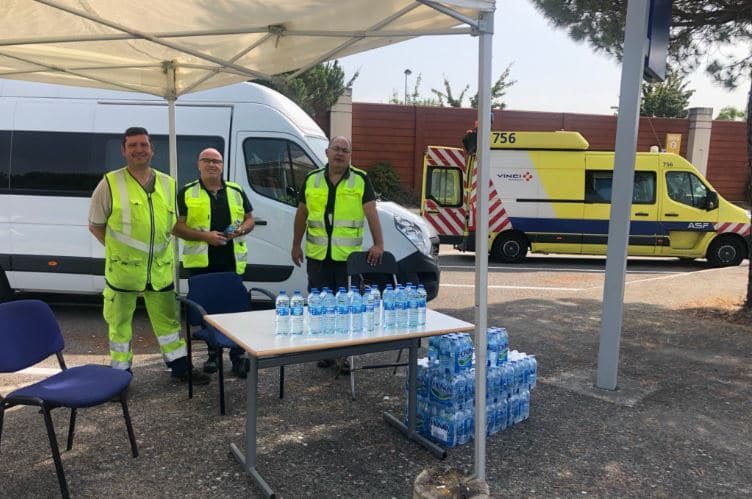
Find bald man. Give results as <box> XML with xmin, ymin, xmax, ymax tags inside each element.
<box><xmin>173</xmin><ymin>147</ymin><xmax>254</xmax><ymax>377</ymax></box>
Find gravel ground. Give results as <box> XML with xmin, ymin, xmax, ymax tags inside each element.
<box><xmin>1</xmin><ymin>257</ymin><xmax>751</xmax><ymax>498</ymax></box>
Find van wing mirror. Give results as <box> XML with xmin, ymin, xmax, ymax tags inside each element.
<box><xmin>706</xmin><ymin>191</ymin><xmax>718</xmax><ymax>211</ymax></box>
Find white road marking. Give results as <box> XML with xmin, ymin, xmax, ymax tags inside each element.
<box><xmin>442</xmin><ymin>283</ymin><xmax>583</xmax><ymax>292</ymax></box>
<box><xmin>441</xmin><ymin>264</ymin><xmax>679</xmax><ymax>274</ymax></box>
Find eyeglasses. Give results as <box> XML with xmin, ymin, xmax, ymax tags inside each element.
<box><xmin>329</xmin><ymin>146</ymin><xmax>351</xmax><ymax>154</ymax></box>
<box><xmin>199</xmin><ymin>158</ymin><xmax>223</xmax><ymax>165</ymax></box>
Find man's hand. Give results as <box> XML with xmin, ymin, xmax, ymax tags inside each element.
<box><xmin>204</xmin><ymin>231</ymin><xmax>229</xmax><ymax>246</ymax></box>
<box><xmin>366</xmin><ymin>244</ymin><xmax>384</xmax><ymax>266</ymax></box>
<box><xmin>291</xmin><ymin>245</ymin><xmax>305</xmax><ymax>267</ymax></box>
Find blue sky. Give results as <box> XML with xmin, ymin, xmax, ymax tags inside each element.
<box><xmin>339</xmin><ymin>1</ymin><xmax>748</xmax><ymax>116</ymax></box>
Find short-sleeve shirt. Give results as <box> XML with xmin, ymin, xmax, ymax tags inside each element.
<box><xmin>177</xmin><ymin>179</ymin><xmax>252</xmax><ymax>273</ymax></box>
<box><xmin>297</xmin><ymin>164</ymin><xmax>376</xmax><ymax>261</ymax></box>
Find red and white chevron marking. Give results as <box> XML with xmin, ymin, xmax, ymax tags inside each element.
<box><xmin>423</xmin><ymin>199</ymin><xmax>465</xmax><ymax>236</ymax></box>
<box><xmin>426</xmin><ymin>146</ymin><xmax>466</xmax><ymax>172</ymax></box>
<box><xmin>715</xmin><ymin>222</ymin><xmax>751</xmax><ymax>237</ymax></box>
<box><xmin>469</xmin><ymin>172</ymin><xmax>511</xmax><ymax>234</ymax></box>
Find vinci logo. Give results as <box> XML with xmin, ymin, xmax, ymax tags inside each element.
<box><xmin>498</xmin><ymin>171</ymin><xmax>534</xmax><ymax>182</ymax></box>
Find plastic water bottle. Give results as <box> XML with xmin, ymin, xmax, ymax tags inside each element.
<box><xmin>527</xmin><ymin>355</ymin><xmax>537</xmax><ymax>389</ymax></box>
<box><xmin>382</xmin><ymin>284</ymin><xmax>395</xmax><ymax>329</ymax></box>
<box><xmin>498</xmin><ymin>327</ymin><xmax>509</xmax><ymax>364</ymax></box>
<box><xmin>486</xmin><ymin>328</ymin><xmax>498</xmax><ymax>368</ymax></box>
<box><xmin>370</xmin><ymin>285</ymin><xmax>381</xmax><ymax>328</ymax></box>
<box><xmin>406</xmin><ymin>283</ymin><xmax>419</xmax><ymax>328</ymax></box>
<box><xmin>363</xmin><ymin>285</ymin><xmax>375</xmax><ymax>333</ymax></box>
<box><xmin>395</xmin><ymin>284</ymin><xmax>408</xmax><ymax>329</ymax></box>
<box><xmin>275</xmin><ymin>291</ymin><xmax>290</xmax><ymax>335</ymax></box>
<box><xmin>322</xmin><ymin>288</ymin><xmax>336</xmax><ymax>335</ymax></box>
<box><xmin>307</xmin><ymin>288</ymin><xmax>322</xmax><ymax>335</ymax></box>
<box><xmin>290</xmin><ymin>290</ymin><xmax>305</xmax><ymax>335</ymax></box>
<box><xmin>335</xmin><ymin>287</ymin><xmax>349</xmax><ymax>334</ymax></box>
<box><xmin>520</xmin><ymin>389</ymin><xmax>530</xmax><ymax>421</ymax></box>
<box><xmin>417</xmin><ymin>284</ymin><xmax>427</xmax><ymax>326</ymax></box>
<box><xmin>349</xmin><ymin>286</ymin><xmax>363</xmax><ymax>333</ymax></box>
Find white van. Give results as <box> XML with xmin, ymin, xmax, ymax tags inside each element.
<box><xmin>0</xmin><ymin>80</ymin><xmax>440</xmax><ymax>302</ymax></box>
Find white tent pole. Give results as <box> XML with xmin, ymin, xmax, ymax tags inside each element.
<box><xmin>163</xmin><ymin>61</ymin><xmax>180</xmax><ymax>294</ymax></box>
<box><xmin>473</xmin><ymin>8</ymin><xmax>494</xmax><ymax>483</ymax></box>
<box><xmin>596</xmin><ymin>0</ymin><xmax>650</xmax><ymax>390</ymax></box>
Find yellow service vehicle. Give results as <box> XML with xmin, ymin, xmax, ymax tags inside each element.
<box><xmin>421</xmin><ymin>131</ymin><xmax>750</xmax><ymax>266</ymax></box>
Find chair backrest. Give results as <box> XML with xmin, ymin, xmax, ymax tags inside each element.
<box><xmin>346</xmin><ymin>251</ymin><xmax>399</xmax><ymax>290</ymax></box>
<box><xmin>0</xmin><ymin>299</ymin><xmax>64</xmax><ymax>373</ymax></box>
<box><xmin>186</xmin><ymin>272</ymin><xmax>251</xmax><ymax>326</ymax></box>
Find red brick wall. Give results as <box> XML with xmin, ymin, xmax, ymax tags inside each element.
<box><xmin>707</xmin><ymin>120</ymin><xmax>747</xmax><ymax>202</ymax></box>
<box><xmin>350</xmin><ymin>104</ymin><xmax>747</xmax><ymax>203</ymax></box>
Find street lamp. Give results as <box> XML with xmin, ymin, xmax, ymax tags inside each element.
<box><xmin>403</xmin><ymin>68</ymin><xmax>412</xmax><ymax>104</ymax></box>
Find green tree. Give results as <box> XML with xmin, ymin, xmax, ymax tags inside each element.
<box><xmin>258</xmin><ymin>60</ymin><xmax>358</xmax><ymax>120</ymax></box>
<box><xmin>470</xmin><ymin>63</ymin><xmax>518</xmax><ymax>109</ymax></box>
<box><xmin>389</xmin><ymin>73</ymin><xmax>441</xmax><ymax>106</ymax></box>
<box><xmin>716</xmin><ymin>105</ymin><xmax>747</xmax><ymax>121</ymax></box>
<box><xmin>431</xmin><ymin>76</ymin><xmax>470</xmax><ymax>107</ymax></box>
<box><xmin>532</xmin><ymin>0</ymin><xmax>752</xmax><ymax>308</ymax></box>
<box><xmin>640</xmin><ymin>70</ymin><xmax>694</xmax><ymax>117</ymax></box>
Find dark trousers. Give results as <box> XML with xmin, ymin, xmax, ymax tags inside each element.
<box><xmin>306</xmin><ymin>258</ymin><xmax>349</xmax><ymax>293</ymax></box>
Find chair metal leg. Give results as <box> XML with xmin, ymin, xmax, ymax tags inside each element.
<box><xmin>217</xmin><ymin>348</ymin><xmax>226</xmax><ymax>416</ymax></box>
<box><xmin>0</xmin><ymin>404</ymin><xmax>4</xmax><ymax>452</ymax></box>
<box><xmin>42</xmin><ymin>405</ymin><xmax>69</xmax><ymax>499</ymax></box>
<box><xmin>278</xmin><ymin>366</ymin><xmax>284</xmax><ymax>399</ymax></box>
<box><xmin>350</xmin><ymin>356</ymin><xmax>356</xmax><ymax>401</ymax></box>
<box><xmin>120</xmin><ymin>392</ymin><xmax>139</xmax><ymax>458</ymax></box>
<box><xmin>392</xmin><ymin>348</ymin><xmax>404</xmax><ymax>375</ymax></box>
<box><xmin>66</xmin><ymin>408</ymin><xmax>76</xmax><ymax>451</ymax></box>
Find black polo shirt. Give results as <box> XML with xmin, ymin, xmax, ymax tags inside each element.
<box><xmin>298</xmin><ymin>164</ymin><xmax>376</xmax><ymax>261</ymax></box>
<box><xmin>177</xmin><ymin>179</ymin><xmax>252</xmax><ymax>273</ymax></box>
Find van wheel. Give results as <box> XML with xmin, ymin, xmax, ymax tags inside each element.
<box><xmin>706</xmin><ymin>236</ymin><xmax>745</xmax><ymax>267</ymax></box>
<box><xmin>0</xmin><ymin>269</ymin><xmax>12</xmax><ymax>303</ymax></box>
<box><xmin>491</xmin><ymin>232</ymin><xmax>528</xmax><ymax>263</ymax></box>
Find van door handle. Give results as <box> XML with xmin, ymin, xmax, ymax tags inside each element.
<box><xmin>425</xmin><ymin>210</ymin><xmax>439</xmax><ymax>214</ymax></box>
<box><xmin>635</xmin><ymin>212</ymin><xmax>649</xmax><ymax>216</ymax></box>
<box><xmin>254</xmin><ymin>218</ymin><xmax>268</xmax><ymax>226</ymax></box>
<box><xmin>664</xmin><ymin>213</ymin><xmax>679</xmax><ymax>217</ymax></box>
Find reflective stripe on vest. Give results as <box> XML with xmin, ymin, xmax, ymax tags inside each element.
<box><xmin>304</xmin><ymin>166</ymin><xmax>366</xmax><ymax>262</ymax></box>
<box><xmin>182</xmin><ymin>180</ymin><xmax>247</xmax><ymax>274</ymax></box>
<box><xmin>104</xmin><ymin>168</ymin><xmax>176</xmax><ymax>291</ymax></box>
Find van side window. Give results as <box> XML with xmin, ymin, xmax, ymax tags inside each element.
<box><xmin>243</xmin><ymin>138</ymin><xmax>317</xmax><ymax>206</ymax></box>
<box><xmin>427</xmin><ymin>167</ymin><xmax>462</xmax><ymax>207</ymax></box>
<box><xmin>97</xmin><ymin>134</ymin><xmax>224</xmax><ymax>188</ymax></box>
<box><xmin>10</xmin><ymin>131</ymin><xmax>97</xmax><ymax>194</ymax></box>
<box><xmin>666</xmin><ymin>171</ymin><xmax>708</xmax><ymax>209</ymax></box>
<box><xmin>585</xmin><ymin>170</ymin><xmax>655</xmax><ymax>204</ymax></box>
<box><xmin>0</xmin><ymin>131</ymin><xmax>9</xmax><ymax>191</ymax></box>
<box><xmin>7</xmin><ymin>131</ymin><xmax>223</xmax><ymax>196</ymax></box>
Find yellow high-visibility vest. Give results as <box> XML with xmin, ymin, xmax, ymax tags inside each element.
<box><xmin>181</xmin><ymin>180</ymin><xmax>247</xmax><ymax>274</ymax></box>
<box><xmin>104</xmin><ymin>167</ymin><xmax>176</xmax><ymax>291</ymax></box>
<box><xmin>305</xmin><ymin>166</ymin><xmax>365</xmax><ymax>261</ymax></box>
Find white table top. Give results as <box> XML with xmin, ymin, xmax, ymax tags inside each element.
<box><xmin>204</xmin><ymin>308</ymin><xmax>474</xmax><ymax>357</ymax></box>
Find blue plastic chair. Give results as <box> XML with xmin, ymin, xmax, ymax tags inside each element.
<box><xmin>0</xmin><ymin>299</ymin><xmax>138</xmax><ymax>499</ymax></box>
<box><xmin>179</xmin><ymin>272</ymin><xmax>279</xmax><ymax>415</ymax></box>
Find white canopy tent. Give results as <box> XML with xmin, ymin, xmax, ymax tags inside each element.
<box><xmin>0</xmin><ymin>0</ymin><xmax>496</xmax><ymax>486</ymax></box>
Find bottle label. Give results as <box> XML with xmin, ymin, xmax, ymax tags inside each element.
<box><xmin>430</xmin><ymin>424</ymin><xmax>448</xmax><ymax>442</ymax></box>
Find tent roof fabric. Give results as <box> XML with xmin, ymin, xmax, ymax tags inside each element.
<box><xmin>0</xmin><ymin>0</ymin><xmax>493</xmax><ymax>97</ymax></box>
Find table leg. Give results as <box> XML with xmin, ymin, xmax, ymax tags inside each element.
<box><xmin>383</xmin><ymin>339</ymin><xmax>447</xmax><ymax>459</ymax></box>
<box><xmin>230</xmin><ymin>355</ymin><xmax>276</xmax><ymax>498</ymax></box>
